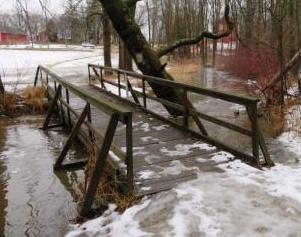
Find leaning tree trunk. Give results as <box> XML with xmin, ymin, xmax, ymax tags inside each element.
<box><xmin>119</xmin><ymin>39</ymin><xmax>133</xmax><ymax>71</ymax></box>
<box><xmin>98</xmin><ymin>0</ymin><xmax>234</xmax><ymax>115</ymax></box>
<box><xmin>99</xmin><ymin>0</ymin><xmax>183</xmax><ymax>115</ymax></box>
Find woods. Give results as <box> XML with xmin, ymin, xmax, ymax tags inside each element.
<box><xmin>1</xmin><ymin>1</ymin><xmax>301</xmax><ymax>236</ymax></box>
<box><xmin>1</xmin><ymin>1</ymin><xmax>301</xmax><ymax>108</ymax></box>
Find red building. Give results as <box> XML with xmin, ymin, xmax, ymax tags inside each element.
<box><xmin>0</xmin><ymin>32</ymin><xmax>28</xmax><ymax>43</ymax></box>
<box><xmin>217</xmin><ymin>18</ymin><xmax>237</xmax><ymax>43</ymax></box>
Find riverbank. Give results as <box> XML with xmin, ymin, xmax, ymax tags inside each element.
<box><xmin>0</xmin><ymin>86</ymin><xmax>47</xmax><ymax>117</ymax></box>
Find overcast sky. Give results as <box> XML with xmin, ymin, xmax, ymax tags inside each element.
<box><xmin>0</xmin><ymin>0</ymin><xmax>64</xmax><ymax>14</ymax></box>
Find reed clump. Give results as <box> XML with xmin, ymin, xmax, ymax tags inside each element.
<box><xmin>23</xmin><ymin>86</ymin><xmax>48</xmax><ymax>112</ymax></box>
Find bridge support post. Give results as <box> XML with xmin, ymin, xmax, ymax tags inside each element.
<box><xmin>247</xmin><ymin>105</ymin><xmax>260</xmax><ymax>165</ymax></box>
<box><xmin>80</xmin><ymin>113</ymin><xmax>120</xmax><ymax>217</ymax></box>
<box><xmin>43</xmin><ymin>85</ymin><xmax>62</xmax><ymax>130</ymax></box>
<box><xmin>126</xmin><ymin>113</ymin><xmax>134</xmax><ymax>193</ymax></box>
<box><xmin>54</xmin><ymin>103</ymin><xmax>89</xmax><ymax>170</ymax></box>
<box><xmin>247</xmin><ymin>107</ymin><xmax>274</xmax><ymax>167</ymax></box>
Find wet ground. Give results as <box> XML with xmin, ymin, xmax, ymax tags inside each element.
<box><xmin>0</xmin><ymin>116</ymin><xmax>84</xmax><ymax>236</ymax></box>
<box><xmin>0</xmin><ymin>49</ymin><xmax>300</xmax><ymax>236</ymax></box>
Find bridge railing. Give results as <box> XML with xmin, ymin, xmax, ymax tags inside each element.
<box><xmin>88</xmin><ymin>64</ymin><xmax>274</xmax><ymax>167</ymax></box>
<box><xmin>34</xmin><ymin>65</ymin><xmax>134</xmax><ymax>216</ymax></box>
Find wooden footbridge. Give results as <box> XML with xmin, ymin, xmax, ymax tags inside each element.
<box><xmin>33</xmin><ymin>64</ymin><xmax>274</xmax><ymax>217</ymax></box>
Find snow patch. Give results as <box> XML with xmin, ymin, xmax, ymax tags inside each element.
<box><xmin>159</xmin><ymin>160</ymin><xmax>197</xmax><ymax>176</ymax></box>
<box><xmin>152</xmin><ymin>125</ymin><xmax>169</xmax><ymax>131</ymax></box>
<box><xmin>141</xmin><ymin>136</ymin><xmax>160</xmax><ymax>143</ymax></box>
<box><xmin>137</xmin><ymin>170</ymin><xmax>160</xmax><ymax>179</ymax></box>
<box><xmin>161</xmin><ymin>142</ymin><xmax>215</xmax><ymax>156</ymax></box>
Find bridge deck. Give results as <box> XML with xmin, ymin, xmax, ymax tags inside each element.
<box><xmin>66</xmin><ymin>84</ymin><xmax>225</xmax><ymax>196</ymax></box>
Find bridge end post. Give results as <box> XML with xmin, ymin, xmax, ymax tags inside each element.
<box><xmin>125</xmin><ymin>112</ymin><xmax>134</xmax><ymax>194</ymax></box>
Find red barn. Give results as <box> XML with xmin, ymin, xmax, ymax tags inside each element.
<box><xmin>0</xmin><ymin>32</ymin><xmax>28</xmax><ymax>43</ymax></box>
<box><xmin>217</xmin><ymin>18</ymin><xmax>237</xmax><ymax>43</ymax></box>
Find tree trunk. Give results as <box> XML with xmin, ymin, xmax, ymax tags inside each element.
<box><xmin>0</xmin><ymin>75</ymin><xmax>4</xmax><ymax>95</ymax></box>
<box><xmin>119</xmin><ymin>39</ymin><xmax>133</xmax><ymax>71</ymax></box>
<box><xmin>103</xmin><ymin>13</ymin><xmax>112</xmax><ymax>68</ymax></box>
<box><xmin>99</xmin><ymin>0</ymin><xmax>183</xmax><ymax>115</ymax></box>
<box><xmin>98</xmin><ymin>0</ymin><xmax>234</xmax><ymax>115</ymax></box>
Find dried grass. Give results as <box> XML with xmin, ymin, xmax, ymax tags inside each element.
<box><xmin>168</xmin><ymin>58</ymin><xmax>202</xmax><ymax>84</ymax></box>
<box><xmin>23</xmin><ymin>86</ymin><xmax>48</xmax><ymax>111</ymax></box>
<box><xmin>84</xmin><ymin>144</ymin><xmax>139</xmax><ymax>214</ymax></box>
<box><xmin>0</xmin><ymin>93</ymin><xmax>18</xmax><ymax>112</ymax></box>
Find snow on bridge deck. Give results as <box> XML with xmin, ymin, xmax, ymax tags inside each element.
<box><xmin>67</xmin><ymin>84</ymin><xmax>225</xmax><ymax>196</ymax></box>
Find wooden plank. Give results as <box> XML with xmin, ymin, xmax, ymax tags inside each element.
<box><xmin>135</xmin><ymin>174</ymin><xmax>197</xmax><ymax>196</ymax></box>
<box><xmin>39</xmin><ymin>65</ymin><xmax>132</xmax><ymax>122</ymax></box>
<box><xmin>132</xmin><ymin>138</ymin><xmax>217</xmax><ymax>171</ymax></box>
<box><xmin>134</xmin><ymin>153</ymin><xmax>224</xmax><ymax>196</ymax></box>
<box><xmin>57</xmin><ymin>159</ymin><xmax>88</xmax><ymax>170</ymax></box>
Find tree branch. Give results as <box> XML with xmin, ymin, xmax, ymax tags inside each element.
<box><xmin>157</xmin><ymin>4</ymin><xmax>235</xmax><ymax>58</ymax></box>
<box><xmin>262</xmin><ymin>47</ymin><xmax>301</xmax><ymax>92</ymax></box>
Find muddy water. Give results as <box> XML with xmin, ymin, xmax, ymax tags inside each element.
<box><xmin>0</xmin><ymin>116</ymin><xmax>84</xmax><ymax>237</ymax></box>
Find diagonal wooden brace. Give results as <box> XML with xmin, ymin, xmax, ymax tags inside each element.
<box><xmin>126</xmin><ymin>78</ymin><xmax>141</xmax><ymax>105</ymax></box>
<box><xmin>54</xmin><ymin>104</ymin><xmax>89</xmax><ymax>170</ymax></box>
<box><xmin>80</xmin><ymin>113</ymin><xmax>120</xmax><ymax>217</ymax></box>
<box><xmin>43</xmin><ymin>85</ymin><xmax>62</xmax><ymax>130</ymax></box>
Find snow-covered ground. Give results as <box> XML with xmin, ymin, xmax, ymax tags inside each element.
<box><xmin>66</xmin><ymin>102</ymin><xmax>301</xmax><ymax>237</ymax></box>
<box><xmin>0</xmin><ymin>43</ymin><xmax>96</xmax><ymax>50</ymax></box>
<box><xmin>0</xmin><ymin>44</ymin><xmax>118</xmax><ymax>87</ymax></box>
<box><xmin>1</xmin><ymin>43</ymin><xmax>300</xmax><ymax>237</ymax></box>
<box><xmin>66</xmin><ymin>104</ymin><xmax>301</xmax><ymax>237</ymax></box>
<box><xmin>66</xmin><ymin>145</ymin><xmax>301</xmax><ymax>237</ymax></box>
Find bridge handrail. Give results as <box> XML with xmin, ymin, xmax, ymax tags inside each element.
<box><xmin>35</xmin><ymin>65</ymin><xmax>132</xmax><ymax>122</ymax></box>
<box><xmin>88</xmin><ymin>63</ymin><xmax>258</xmax><ymax>106</ymax></box>
<box><xmin>34</xmin><ymin>65</ymin><xmax>135</xmax><ymax>215</ymax></box>
<box><xmin>88</xmin><ymin>64</ymin><xmax>274</xmax><ymax>167</ymax></box>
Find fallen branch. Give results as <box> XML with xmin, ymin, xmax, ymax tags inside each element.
<box><xmin>157</xmin><ymin>5</ymin><xmax>235</xmax><ymax>58</ymax></box>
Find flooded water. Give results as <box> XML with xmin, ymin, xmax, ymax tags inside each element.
<box><xmin>171</xmin><ymin>65</ymin><xmax>301</xmax><ymax>164</ymax></box>
<box><xmin>0</xmin><ymin>57</ymin><xmax>300</xmax><ymax>237</ymax></box>
<box><xmin>0</xmin><ymin>116</ymin><xmax>84</xmax><ymax>237</ymax></box>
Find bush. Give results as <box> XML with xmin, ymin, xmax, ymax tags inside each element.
<box><xmin>220</xmin><ymin>45</ymin><xmax>279</xmax><ymax>86</ymax></box>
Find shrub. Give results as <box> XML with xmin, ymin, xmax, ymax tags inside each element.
<box><xmin>220</xmin><ymin>44</ymin><xmax>279</xmax><ymax>86</ymax></box>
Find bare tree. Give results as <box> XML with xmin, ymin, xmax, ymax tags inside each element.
<box><xmin>97</xmin><ymin>0</ymin><xmax>234</xmax><ymax>115</ymax></box>
<box><xmin>16</xmin><ymin>0</ymin><xmax>34</xmax><ymax>47</ymax></box>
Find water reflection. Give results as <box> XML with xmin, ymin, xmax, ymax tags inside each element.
<box><xmin>0</xmin><ymin>116</ymin><xmax>84</xmax><ymax>237</ymax></box>
<box><xmin>171</xmin><ymin>65</ymin><xmax>300</xmax><ymax>163</ymax></box>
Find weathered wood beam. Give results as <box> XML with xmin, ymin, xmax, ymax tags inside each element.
<box><xmin>54</xmin><ymin>103</ymin><xmax>89</xmax><ymax>170</ymax></box>
<box><xmin>43</xmin><ymin>85</ymin><xmax>62</xmax><ymax>130</ymax></box>
<box><xmin>81</xmin><ymin>113</ymin><xmax>120</xmax><ymax>217</ymax></box>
